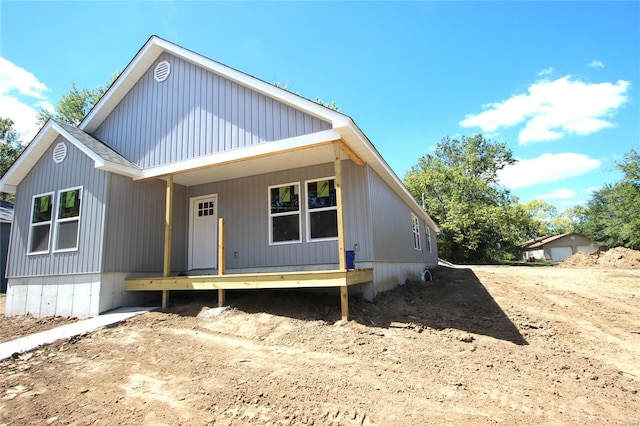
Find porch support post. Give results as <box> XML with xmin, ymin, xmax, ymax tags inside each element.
<box><xmin>162</xmin><ymin>175</ymin><xmax>173</xmax><ymax>309</ymax></box>
<box><xmin>218</xmin><ymin>217</ymin><xmax>226</xmax><ymax>307</ymax></box>
<box><xmin>334</xmin><ymin>142</ymin><xmax>348</xmax><ymax>321</ymax></box>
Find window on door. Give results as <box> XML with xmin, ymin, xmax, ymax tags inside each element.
<box><xmin>269</xmin><ymin>182</ymin><xmax>301</xmax><ymax>244</ymax></box>
<box><xmin>306</xmin><ymin>178</ymin><xmax>337</xmax><ymax>241</ymax></box>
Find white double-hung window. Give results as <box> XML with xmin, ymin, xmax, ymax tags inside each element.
<box><xmin>269</xmin><ymin>182</ymin><xmax>301</xmax><ymax>244</ymax></box>
<box><xmin>306</xmin><ymin>177</ymin><xmax>338</xmax><ymax>241</ymax></box>
<box><xmin>28</xmin><ymin>187</ymin><xmax>83</xmax><ymax>255</ymax></box>
<box><xmin>55</xmin><ymin>187</ymin><xmax>82</xmax><ymax>251</ymax></box>
<box><xmin>411</xmin><ymin>213</ymin><xmax>421</xmax><ymax>251</ymax></box>
<box><xmin>28</xmin><ymin>192</ymin><xmax>54</xmax><ymax>254</ymax></box>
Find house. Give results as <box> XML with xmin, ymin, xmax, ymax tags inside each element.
<box><xmin>0</xmin><ymin>36</ymin><xmax>439</xmax><ymax>319</ymax></box>
<box><xmin>522</xmin><ymin>232</ymin><xmax>597</xmax><ymax>262</ymax></box>
<box><xmin>0</xmin><ymin>200</ymin><xmax>13</xmax><ymax>292</ymax></box>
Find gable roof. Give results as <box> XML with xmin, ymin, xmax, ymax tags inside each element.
<box><xmin>2</xmin><ymin>36</ymin><xmax>439</xmax><ymax>232</ymax></box>
<box><xmin>523</xmin><ymin>232</ymin><xmax>591</xmax><ymax>249</ymax></box>
<box><xmin>0</xmin><ymin>120</ymin><xmax>140</xmax><ymax>193</ymax></box>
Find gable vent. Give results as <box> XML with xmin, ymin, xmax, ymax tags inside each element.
<box><xmin>154</xmin><ymin>61</ymin><xmax>171</xmax><ymax>83</ymax></box>
<box><xmin>53</xmin><ymin>142</ymin><xmax>67</xmax><ymax>164</ymax></box>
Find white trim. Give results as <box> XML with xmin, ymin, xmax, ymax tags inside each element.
<box><xmin>27</xmin><ymin>191</ymin><xmax>54</xmax><ymax>255</ymax></box>
<box><xmin>304</xmin><ymin>176</ymin><xmax>338</xmax><ymax>243</ymax></box>
<box><xmin>188</xmin><ymin>194</ymin><xmax>218</xmax><ymax>270</ymax></box>
<box><xmin>53</xmin><ymin>186</ymin><xmax>83</xmax><ymax>253</ymax></box>
<box><xmin>138</xmin><ymin>129</ymin><xmax>341</xmax><ymax>181</ymax></box>
<box><xmin>268</xmin><ymin>181</ymin><xmax>302</xmax><ymax>246</ymax></box>
<box><xmin>340</xmin><ymin>121</ymin><xmax>440</xmax><ymax>233</ymax></box>
<box><xmin>0</xmin><ymin>121</ymin><xmax>141</xmax><ymax>193</ymax></box>
<box><xmin>81</xmin><ymin>36</ymin><xmax>349</xmax><ymax>133</ymax></box>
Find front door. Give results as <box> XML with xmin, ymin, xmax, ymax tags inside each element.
<box><xmin>189</xmin><ymin>194</ymin><xmax>218</xmax><ymax>270</ymax></box>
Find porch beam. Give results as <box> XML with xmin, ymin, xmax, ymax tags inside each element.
<box><xmin>162</xmin><ymin>174</ymin><xmax>174</xmax><ymax>309</ymax></box>
<box><xmin>334</xmin><ymin>142</ymin><xmax>348</xmax><ymax>321</ymax></box>
<box><xmin>125</xmin><ymin>269</ymin><xmax>374</xmax><ymax>291</ymax></box>
<box><xmin>339</xmin><ymin>141</ymin><xmax>365</xmax><ymax>166</ymax></box>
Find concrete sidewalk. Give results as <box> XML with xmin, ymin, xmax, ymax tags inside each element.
<box><xmin>0</xmin><ymin>306</ymin><xmax>158</xmax><ymax>360</ymax></box>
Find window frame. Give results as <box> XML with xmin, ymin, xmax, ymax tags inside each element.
<box><xmin>53</xmin><ymin>186</ymin><xmax>83</xmax><ymax>253</ymax></box>
<box><xmin>411</xmin><ymin>213</ymin><xmax>422</xmax><ymax>251</ymax></box>
<box><xmin>27</xmin><ymin>191</ymin><xmax>55</xmax><ymax>255</ymax></box>
<box><xmin>268</xmin><ymin>181</ymin><xmax>302</xmax><ymax>245</ymax></box>
<box><xmin>425</xmin><ymin>227</ymin><xmax>432</xmax><ymax>253</ymax></box>
<box><xmin>305</xmin><ymin>176</ymin><xmax>338</xmax><ymax>242</ymax></box>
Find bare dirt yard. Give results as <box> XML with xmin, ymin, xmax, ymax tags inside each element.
<box><xmin>1</xmin><ymin>265</ymin><xmax>640</xmax><ymax>425</ymax></box>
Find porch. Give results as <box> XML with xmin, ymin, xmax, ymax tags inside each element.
<box><xmin>124</xmin><ymin>268</ymin><xmax>373</xmax><ymax>320</ymax></box>
<box><xmin>124</xmin><ymin>138</ymin><xmax>372</xmax><ymax>320</ymax></box>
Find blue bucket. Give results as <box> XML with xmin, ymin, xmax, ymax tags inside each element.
<box><xmin>345</xmin><ymin>250</ymin><xmax>356</xmax><ymax>269</ymax></box>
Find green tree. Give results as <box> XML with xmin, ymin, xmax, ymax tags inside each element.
<box><xmin>37</xmin><ymin>74</ymin><xmax>118</xmax><ymax>127</ymax></box>
<box><xmin>273</xmin><ymin>81</ymin><xmax>341</xmax><ymax>112</ymax></box>
<box><xmin>404</xmin><ymin>134</ymin><xmax>520</xmax><ymax>263</ymax></box>
<box><xmin>0</xmin><ymin>117</ymin><xmax>24</xmax><ymax>200</ymax></box>
<box><xmin>575</xmin><ymin>146</ymin><xmax>640</xmax><ymax>249</ymax></box>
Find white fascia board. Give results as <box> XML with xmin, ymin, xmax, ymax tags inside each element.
<box><xmin>81</xmin><ymin>36</ymin><xmax>347</xmax><ymax>133</ymax></box>
<box><xmin>81</xmin><ymin>38</ymin><xmax>163</xmax><ymax>133</ymax></box>
<box><xmin>98</xmin><ymin>161</ymin><xmax>142</xmax><ymax>179</ymax></box>
<box><xmin>150</xmin><ymin>38</ymin><xmax>349</xmax><ymax>128</ymax></box>
<box><xmin>139</xmin><ymin>128</ymin><xmax>341</xmax><ymax>180</ymax></box>
<box><xmin>344</xmin><ymin>120</ymin><xmax>441</xmax><ymax>232</ymax></box>
<box><xmin>53</xmin><ymin>124</ymin><xmax>141</xmax><ymax>178</ymax></box>
<box><xmin>0</xmin><ymin>120</ymin><xmax>58</xmax><ymax>192</ymax></box>
<box><xmin>0</xmin><ymin>183</ymin><xmax>17</xmax><ymax>194</ymax></box>
<box><xmin>52</xmin><ymin>122</ymin><xmax>105</xmax><ymax>165</ymax></box>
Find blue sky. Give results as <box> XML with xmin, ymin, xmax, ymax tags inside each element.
<box><xmin>1</xmin><ymin>1</ymin><xmax>638</xmax><ymax>210</ymax></box>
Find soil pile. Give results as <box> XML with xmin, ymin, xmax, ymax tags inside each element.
<box><xmin>560</xmin><ymin>246</ymin><xmax>640</xmax><ymax>268</ymax></box>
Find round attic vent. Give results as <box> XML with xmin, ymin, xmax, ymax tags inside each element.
<box><xmin>154</xmin><ymin>60</ymin><xmax>171</xmax><ymax>83</ymax></box>
<box><xmin>53</xmin><ymin>142</ymin><xmax>67</xmax><ymax>164</ymax></box>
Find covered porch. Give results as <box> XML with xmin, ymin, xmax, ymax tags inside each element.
<box><xmin>124</xmin><ymin>130</ymin><xmax>373</xmax><ymax>320</ymax></box>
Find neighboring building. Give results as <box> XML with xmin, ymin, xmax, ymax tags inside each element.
<box><xmin>522</xmin><ymin>232</ymin><xmax>598</xmax><ymax>262</ymax></box>
<box><xmin>0</xmin><ymin>36</ymin><xmax>439</xmax><ymax>318</ymax></box>
<box><xmin>0</xmin><ymin>200</ymin><xmax>13</xmax><ymax>292</ymax></box>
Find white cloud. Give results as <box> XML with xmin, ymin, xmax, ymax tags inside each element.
<box><xmin>497</xmin><ymin>152</ymin><xmax>601</xmax><ymax>189</ymax></box>
<box><xmin>588</xmin><ymin>60</ymin><xmax>604</xmax><ymax>68</ymax></box>
<box><xmin>460</xmin><ymin>75</ymin><xmax>630</xmax><ymax>144</ymax></box>
<box><xmin>538</xmin><ymin>67</ymin><xmax>554</xmax><ymax>76</ymax></box>
<box><xmin>0</xmin><ymin>57</ymin><xmax>49</xmax><ymax>143</ymax></box>
<box><xmin>537</xmin><ymin>188</ymin><xmax>577</xmax><ymax>199</ymax></box>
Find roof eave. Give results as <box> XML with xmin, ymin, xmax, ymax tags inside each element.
<box><xmin>81</xmin><ymin>36</ymin><xmax>350</xmax><ymax>134</ymax></box>
<box><xmin>339</xmin><ymin>119</ymin><xmax>440</xmax><ymax>232</ymax></box>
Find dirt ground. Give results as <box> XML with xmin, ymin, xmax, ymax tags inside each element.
<box><xmin>1</xmin><ymin>265</ymin><xmax>639</xmax><ymax>425</ymax></box>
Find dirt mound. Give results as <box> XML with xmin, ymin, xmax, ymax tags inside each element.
<box><xmin>560</xmin><ymin>246</ymin><xmax>640</xmax><ymax>268</ymax></box>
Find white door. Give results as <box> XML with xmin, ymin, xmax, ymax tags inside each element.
<box><xmin>189</xmin><ymin>195</ymin><xmax>218</xmax><ymax>270</ymax></box>
<box><xmin>550</xmin><ymin>246</ymin><xmax>573</xmax><ymax>262</ymax></box>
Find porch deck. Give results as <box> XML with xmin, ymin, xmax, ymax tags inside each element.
<box><xmin>125</xmin><ymin>268</ymin><xmax>374</xmax><ymax>320</ymax></box>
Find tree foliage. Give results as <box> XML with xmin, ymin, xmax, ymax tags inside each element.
<box><xmin>0</xmin><ymin>117</ymin><xmax>24</xmax><ymax>200</ymax></box>
<box><xmin>404</xmin><ymin>135</ymin><xmax>521</xmax><ymax>263</ymax></box>
<box><xmin>37</xmin><ymin>74</ymin><xmax>118</xmax><ymax>127</ymax></box>
<box><xmin>273</xmin><ymin>81</ymin><xmax>341</xmax><ymax>112</ymax></box>
<box><xmin>575</xmin><ymin>146</ymin><xmax>640</xmax><ymax>249</ymax></box>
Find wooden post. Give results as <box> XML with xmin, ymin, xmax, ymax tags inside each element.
<box><xmin>334</xmin><ymin>142</ymin><xmax>346</xmax><ymax>270</ymax></box>
<box><xmin>162</xmin><ymin>175</ymin><xmax>173</xmax><ymax>309</ymax></box>
<box><xmin>334</xmin><ymin>142</ymin><xmax>348</xmax><ymax>321</ymax></box>
<box><xmin>218</xmin><ymin>217</ymin><xmax>226</xmax><ymax>307</ymax></box>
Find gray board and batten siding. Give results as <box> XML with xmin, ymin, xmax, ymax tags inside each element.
<box><xmin>7</xmin><ymin>138</ymin><xmax>108</xmax><ymax>278</ymax></box>
<box><xmin>94</xmin><ymin>52</ymin><xmax>332</xmax><ymax>170</ymax></box>
<box><xmin>187</xmin><ymin>160</ymin><xmax>374</xmax><ymax>272</ymax></box>
<box><xmin>101</xmin><ymin>174</ymin><xmax>188</xmax><ymax>274</ymax></box>
<box><xmin>368</xmin><ymin>168</ymin><xmax>437</xmax><ymax>264</ymax></box>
